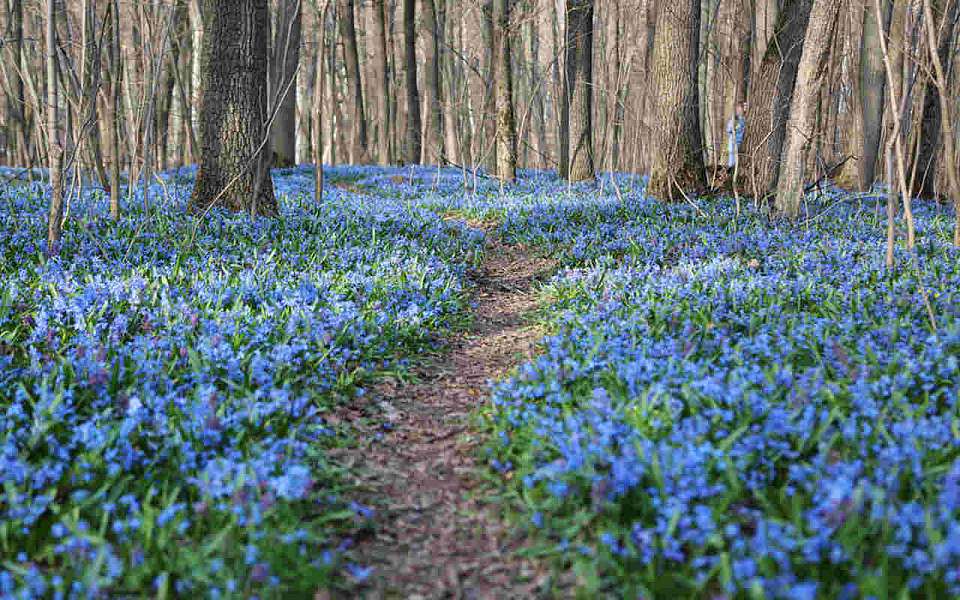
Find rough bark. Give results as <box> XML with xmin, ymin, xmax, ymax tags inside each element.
<box><xmin>371</xmin><ymin>0</ymin><xmax>391</xmax><ymax>163</ymax></box>
<box><xmin>270</xmin><ymin>0</ymin><xmax>302</xmax><ymax>167</ymax></box>
<box><xmin>566</xmin><ymin>0</ymin><xmax>595</xmax><ymax>181</ymax></box>
<box><xmin>402</xmin><ymin>0</ymin><xmax>421</xmax><ymax>164</ymax></box>
<box><xmin>775</xmin><ymin>0</ymin><xmax>842</xmax><ymax>218</ymax></box>
<box><xmin>737</xmin><ymin>0</ymin><xmax>814</xmax><ymax>198</ymax></box>
<box><xmin>423</xmin><ymin>0</ymin><xmax>445</xmax><ymax>164</ymax></box>
<box><xmin>493</xmin><ymin>0</ymin><xmax>516</xmax><ymax>181</ymax></box>
<box><xmin>189</xmin><ymin>0</ymin><xmax>277</xmax><ymax>216</ymax></box>
<box><xmin>338</xmin><ymin>0</ymin><xmax>369</xmax><ymax>163</ymax></box>
<box><xmin>648</xmin><ymin>0</ymin><xmax>706</xmax><ymax>200</ymax></box>
<box><xmin>835</xmin><ymin>1</ymin><xmax>867</xmax><ymax>190</ymax></box>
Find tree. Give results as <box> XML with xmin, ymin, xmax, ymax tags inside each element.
<box><xmin>565</xmin><ymin>0</ymin><xmax>595</xmax><ymax>181</ymax></box>
<box><xmin>648</xmin><ymin>0</ymin><xmax>705</xmax><ymax>200</ymax></box>
<box><xmin>423</xmin><ymin>0</ymin><xmax>445</xmax><ymax>164</ymax></box>
<box><xmin>270</xmin><ymin>0</ymin><xmax>302</xmax><ymax>168</ymax></box>
<box><xmin>337</xmin><ymin>0</ymin><xmax>369</xmax><ymax>163</ymax></box>
<box><xmin>837</xmin><ymin>1</ymin><xmax>889</xmax><ymax>191</ymax></box>
<box><xmin>371</xmin><ymin>0</ymin><xmax>391</xmax><ymax>163</ymax></box>
<box><xmin>493</xmin><ymin>0</ymin><xmax>517</xmax><ymax>181</ymax></box>
<box><xmin>402</xmin><ymin>0</ymin><xmax>421</xmax><ymax>164</ymax></box>
<box><xmin>737</xmin><ymin>0</ymin><xmax>814</xmax><ymax>198</ymax></box>
<box><xmin>45</xmin><ymin>0</ymin><xmax>64</xmax><ymax>253</ymax></box>
<box><xmin>775</xmin><ymin>0</ymin><xmax>842</xmax><ymax>217</ymax></box>
<box><xmin>189</xmin><ymin>0</ymin><xmax>278</xmax><ymax>216</ymax></box>
<box><xmin>912</xmin><ymin>0</ymin><xmax>958</xmax><ymax>199</ymax></box>
<box><xmin>481</xmin><ymin>0</ymin><xmax>498</xmax><ymax>171</ymax></box>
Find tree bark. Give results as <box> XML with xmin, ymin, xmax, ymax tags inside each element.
<box><xmin>493</xmin><ymin>0</ymin><xmax>516</xmax><ymax>181</ymax></box>
<box><xmin>4</xmin><ymin>0</ymin><xmax>27</xmax><ymax>164</ymax></box>
<box><xmin>838</xmin><ymin>0</ymin><xmax>889</xmax><ymax>190</ymax></box>
<box><xmin>189</xmin><ymin>0</ymin><xmax>277</xmax><ymax>216</ymax></box>
<box><xmin>737</xmin><ymin>0</ymin><xmax>814</xmax><ymax>198</ymax></box>
<box><xmin>565</xmin><ymin>0</ymin><xmax>595</xmax><ymax>181</ymax></box>
<box><xmin>481</xmin><ymin>0</ymin><xmax>498</xmax><ymax>171</ymax></box>
<box><xmin>648</xmin><ymin>0</ymin><xmax>706</xmax><ymax>200</ymax></box>
<box><xmin>372</xmin><ymin>0</ymin><xmax>391</xmax><ymax>163</ymax></box>
<box><xmin>402</xmin><ymin>0</ymin><xmax>421</xmax><ymax>164</ymax></box>
<box><xmin>775</xmin><ymin>0</ymin><xmax>842</xmax><ymax>217</ymax></box>
<box><xmin>423</xmin><ymin>0</ymin><xmax>445</xmax><ymax>164</ymax></box>
<box><xmin>337</xmin><ymin>0</ymin><xmax>369</xmax><ymax>163</ymax></box>
<box><xmin>912</xmin><ymin>0</ymin><xmax>957</xmax><ymax>199</ymax></box>
<box><xmin>270</xmin><ymin>0</ymin><xmax>302</xmax><ymax>167</ymax></box>
<box><xmin>46</xmin><ymin>0</ymin><xmax>64</xmax><ymax>253</ymax></box>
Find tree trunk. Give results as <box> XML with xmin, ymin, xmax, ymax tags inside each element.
<box><xmin>5</xmin><ymin>0</ymin><xmax>27</xmax><ymax>165</ymax></box>
<box><xmin>372</xmin><ymin>0</ymin><xmax>391</xmax><ymax>163</ymax></box>
<box><xmin>775</xmin><ymin>0</ymin><xmax>842</xmax><ymax>217</ymax></box>
<box><xmin>189</xmin><ymin>0</ymin><xmax>277</xmax><ymax>215</ymax></box>
<box><xmin>566</xmin><ymin>0</ymin><xmax>595</xmax><ymax>181</ymax></box>
<box><xmin>481</xmin><ymin>0</ymin><xmax>497</xmax><ymax>171</ymax></box>
<box><xmin>46</xmin><ymin>0</ymin><xmax>64</xmax><ymax>253</ymax></box>
<box><xmin>737</xmin><ymin>0</ymin><xmax>814</xmax><ymax>198</ymax></box>
<box><xmin>912</xmin><ymin>0</ymin><xmax>957</xmax><ymax>199</ymax></box>
<box><xmin>648</xmin><ymin>0</ymin><xmax>705</xmax><ymax>200</ymax></box>
<box><xmin>835</xmin><ymin>2</ymin><xmax>867</xmax><ymax>190</ymax></box>
<box><xmin>422</xmin><ymin>0</ymin><xmax>445</xmax><ymax>164</ymax></box>
<box><xmin>493</xmin><ymin>0</ymin><xmax>516</xmax><ymax>181</ymax></box>
<box><xmin>860</xmin><ymin>0</ymin><xmax>889</xmax><ymax>189</ymax></box>
<box><xmin>402</xmin><ymin>0</ymin><xmax>421</xmax><ymax>164</ymax></box>
<box><xmin>270</xmin><ymin>0</ymin><xmax>302</xmax><ymax>167</ymax></box>
<box><xmin>338</xmin><ymin>0</ymin><xmax>369</xmax><ymax>163</ymax></box>
<box><xmin>107</xmin><ymin>0</ymin><xmax>122</xmax><ymax>218</ymax></box>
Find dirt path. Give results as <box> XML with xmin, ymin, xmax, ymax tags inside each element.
<box><xmin>331</xmin><ymin>223</ymin><xmax>557</xmax><ymax>599</ymax></box>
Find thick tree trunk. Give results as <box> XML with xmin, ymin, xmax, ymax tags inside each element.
<box><xmin>402</xmin><ymin>0</ymin><xmax>421</xmax><ymax>164</ymax></box>
<box><xmin>270</xmin><ymin>0</ymin><xmax>302</xmax><ymax>167</ymax></box>
<box><xmin>839</xmin><ymin>0</ymin><xmax>889</xmax><ymax>190</ymax></box>
<box><xmin>648</xmin><ymin>0</ymin><xmax>705</xmax><ymax>200</ymax></box>
<box><xmin>423</xmin><ymin>0</ymin><xmax>445</xmax><ymax>164</ymax></box>
<box><xmin>189</xmin><ymin>0</ymin><xmax>277</xmax><ymax>216</ymax></box>
<box><xmin>737</xmin><ymin>0</ymin><xmax>814</xmax><ymax>198</ymax></box>
<box><xmin>752</xmin><ymin>0</ymin><xmax>778</xmax><ymax>83</ymax></box>
<box><xmin>372</xmin><ymin>0</ymin><xmax>391</xmax><ymax>163</ymax></box>
<box><xmin>493</xmin><ymin>0</ymin><xmax>516</xmax><ymax>181</ymax></box>
<box><xmin>835</xmin><ymin>2</ymin><xmax>866</xmax><ymax>190</ymax></box>
<box><xmin>775</xmin><ymin>0</ymin><xmax>842</xmax><ymax>217</ymax></box>
<box><xmin>565</xmin><ymin>0</ymin><xmax>595</xmax><ymax>181</ymax></box>
<box><xmin>860</xmin><ymin>0</ymin><xmax>889</xmax><ymax>189</ymax></box>
<box><xmin>338</xmin><ymin>0</ymin><xmax>369</xmax><ymax>163</ymax></box>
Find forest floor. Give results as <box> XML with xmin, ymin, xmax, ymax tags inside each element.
<box><xmin>326</xmin><ymin>219</ymin><xmax>561</xmax><ymax>599</ymax></box>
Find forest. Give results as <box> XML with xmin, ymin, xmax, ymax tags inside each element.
<box><xmin>1</xmin><ymin>0</ymin><xmax>960</xmax><ymax>598</ymax></box>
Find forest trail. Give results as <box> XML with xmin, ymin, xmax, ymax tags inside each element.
<box><xmin>330</xmin><ymin>221</ymin><xmax>558</xmax><ymax>599</ymax></box>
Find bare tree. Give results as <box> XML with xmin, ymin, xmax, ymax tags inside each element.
<box><xmin>775</xmin><ymin>0</ymin><xmax>842</xmax><ymax>217</ymax></box>
<box><xmin>189</xmin><ymin>0</ymin><xmax>277</xmax><ymax>215</ymax></box>
<box><xmin>46</xmin><ymin>0</ymin><xmax>64</xmax><ymax>253</ymax></box>
<box><xmin>371</xmin><ymin>0</ymin><xmax>391</xmax><ymax>163</ymax></box>
<box><xmin>649</xmin><ymin>0</ymin><xmax>706</xmax><ymax>200</ymax></box>
<box><xmin>493</xmin><ymin>0</ymin><xmax>516</xmax><ymax>181</ymax></box>
<box><xmin>565</xmin><ymin>0</ymin><xmax>595</xmax><ymax>181</ymax></box>
<box><xmin>737</xmin><ymin>0</ymin><xmax>813</xmax><ymax>199</ymax></box>
<box><xmin>402</xmin><ymin>0</ymin><xmax>421</xmax><ymax>164</ymax></box>
<box><xmin>270</xmin><ymin>0</ymin><xmax>302</xmax><ymax>167</ymax></box>
<box><xmin>423</xmin><ymin>0</ymin><xmax>445</xmax><ymax>164</ymax></box>
<box><xmin>338</xmin><ymin>0</ymin><xmax>369</xmax><ymax>163</ymax></box>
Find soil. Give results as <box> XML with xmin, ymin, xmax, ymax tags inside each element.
<box><xmin>328</xmin><ymin>222</ymin><xmax>560</xmax><ymax>599</ymax></box>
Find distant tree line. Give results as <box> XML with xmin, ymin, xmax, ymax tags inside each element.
<box><xmin>0</xmin><ymin>1</ymin><xmax>958</xmax><ymax>245</ymax></box>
